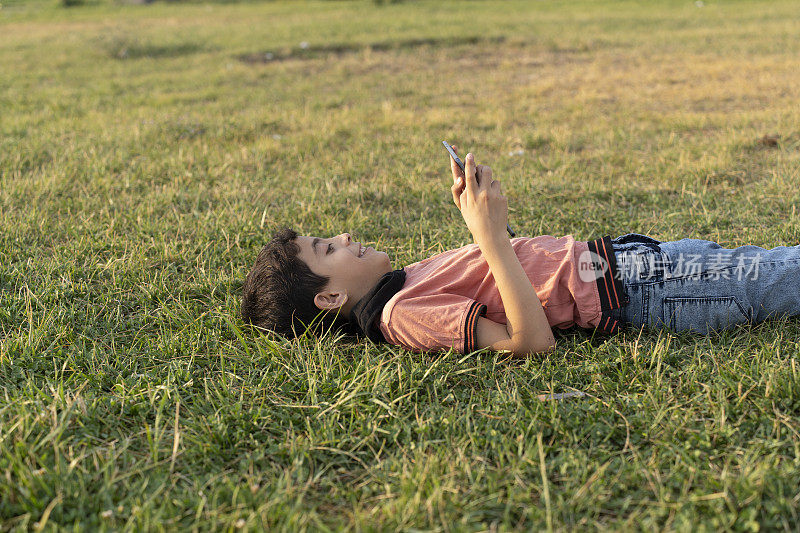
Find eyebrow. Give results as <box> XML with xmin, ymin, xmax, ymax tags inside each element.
<box><xmin>312</xmin><ymin>237</ymin><xmax>320</xmax><ymax>256</ymax></box>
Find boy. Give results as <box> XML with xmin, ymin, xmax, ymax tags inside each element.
<box><xmin>241</xmin><ymin>150</ymin><xmax>800</xmax><ymax>356</ymax></box>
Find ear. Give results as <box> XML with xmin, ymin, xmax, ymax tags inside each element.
<box><xmin>313</xmin><ymin>290</ymin><xmax>348</xmax><ymax>311</ymax></box>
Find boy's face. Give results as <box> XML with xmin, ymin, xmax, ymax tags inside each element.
<box><xmin>295</xmin><ymin>233</ymin><xmax>392</xmax><ymax>313</ymax></box>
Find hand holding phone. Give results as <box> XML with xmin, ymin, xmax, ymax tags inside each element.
<box><xmin>443</xmin><ymin>141</ymin><xmax>516</xmax><ymax>237</ymax></box>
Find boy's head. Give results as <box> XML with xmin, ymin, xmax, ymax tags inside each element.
<box><xmin>241</xmin><ymin>227</ymin><xmax>392</xmax><ymax>337</ymax></box>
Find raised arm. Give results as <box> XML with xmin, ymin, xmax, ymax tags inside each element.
<box><xmin>450</xmin><ymin>150</ymin><xmax>555</xmax><ymax>356</ymax></box>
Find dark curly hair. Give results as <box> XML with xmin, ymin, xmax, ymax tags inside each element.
<box><xmin>241</xmin><ymin>227</ymin><xmax>351</xmax><ymax>338</ymax></box>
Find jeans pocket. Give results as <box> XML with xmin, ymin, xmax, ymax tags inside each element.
<box><xmin>662</xmin><ymin>296</ymin><xmax>750</xmax><ymax>333</ymax></box>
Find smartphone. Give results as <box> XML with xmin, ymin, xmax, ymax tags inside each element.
<box><xmin>442</xmin><ymin>141</ymin><xmax>516</xmax><ymax>237</ymax></box>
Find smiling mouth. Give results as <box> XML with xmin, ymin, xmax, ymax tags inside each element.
<box><xmin>358</xmin><ymin>244</ymin><xmax>365</xmax><ymax>257</ymax></box>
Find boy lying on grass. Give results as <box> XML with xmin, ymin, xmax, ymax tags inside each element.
<box><xmin>242</xmin><ymin>148</ymin><xmax>800</xmax><ymax>356</ymax></box>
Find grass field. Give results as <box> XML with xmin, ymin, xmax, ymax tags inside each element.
<box><xmin>2</xmin><ymin>0</ymin><xmax>800</xmax><ymax>529</ymax></box>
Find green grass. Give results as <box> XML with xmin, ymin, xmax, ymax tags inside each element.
<box><xmin>2</xmin><ymin>0</ymin><xmax>800</xmax><ymax>529</ymax></box>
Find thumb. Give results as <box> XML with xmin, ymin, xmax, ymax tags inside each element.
<box><xmin>464</xmin><ymin>153</ymin><xmax>477</xmax><ymax>191</ymax></box>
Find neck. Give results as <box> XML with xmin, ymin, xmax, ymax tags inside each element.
<box><xmin>346</xmin><ymin>268</ymin><xmax>406</xmax><ymax>342</ymax></box>
<box><xmin>340</xmin><ymin>298</ymin><xmax>358</xmax><ymax>318</ymax></box>
<box><xmin>343</xmin><ymin>269</ymin><xmax>392</xmax><ymax>318</ymax></box>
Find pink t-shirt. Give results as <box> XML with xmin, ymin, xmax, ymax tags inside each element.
<box><xmin>379</xmin><ymin>235</ymin><xmax>603</xmax><ymax>353</ymax></box>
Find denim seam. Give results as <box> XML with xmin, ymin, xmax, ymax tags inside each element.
<box><xmin>662</xmin><ymin>296</ymin><xmax>750</xmax><ymax>330</ymax></box>
<box><xmin>663</xmin><ymin>295</ymin><xmax>749</xmax><ymax>317</ymax></box>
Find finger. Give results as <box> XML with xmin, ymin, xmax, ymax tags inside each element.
<box><xmin>491</xmin><ymin>179</ymin><xmax>502</xmax><ymax>194</ymax></box>
<box><xmin>449</xmin><ymin>148</ymin><xmax>464</xmax><ymax>183</ymax></box>
<box><xmin>464</xmin><ymin>153</ymin><xmax>477</xmax><ymax>193</ymax></box>
<box><xmin>451</xmin><ymin>159</ymin><xmax>464</xmax><ymax>185</ymax></box>
<box><xmin>451</xmin><ymin>183</ymin><xmax>462</xmax><ymax>209</ymax></box>
<box><xmin>475</xmin><ymin>165</ymin><xmax>493</xmax><ymax>188</ymax></box>
<box><xmin>450</xmin><ymin>145</ymin><xmax>461</xmax><ymax>184</ymax></box>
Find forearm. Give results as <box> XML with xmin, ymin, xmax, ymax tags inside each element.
<box><xmin>449</xmin><ymin>150</ymin><xmax>554</xmax><ymax>354</ymax></box>
<box><xmin>479</xmin><ymin>233</ymin><xmax>556</xmax><ymax>353</ymax></box>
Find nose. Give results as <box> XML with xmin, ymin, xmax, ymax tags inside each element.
<box><xmin>339</xmin><ymin>233</ymin><xmax>351</xmax><ymax>245</ymax></box>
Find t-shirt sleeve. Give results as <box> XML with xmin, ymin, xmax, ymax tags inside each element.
<box><xmin>380</xmin><ymin>294</ymin><xmax>487</xmax><ymax>353</ymax></box>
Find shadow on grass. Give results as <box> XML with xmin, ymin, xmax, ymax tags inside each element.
<box><xmin>99</xmin><ymin>36</ymin><xmax>209</xmax><ymax>60</ymax></box>
<box><xmin>238</xmin><ymin>35</ymin><xmax>506</xmax><ymax>64</ymax></box>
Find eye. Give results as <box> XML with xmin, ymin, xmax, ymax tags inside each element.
<box><xmin>327</xmin><ymin>243</ymin><xmax>333</xmax><ymax>254</ymax></box>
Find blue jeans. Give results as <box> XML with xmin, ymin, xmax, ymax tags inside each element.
<box><xmin>607</xmin><ymin>233</ymin><xmax>800</xmax><ymax>334</ymax></box>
